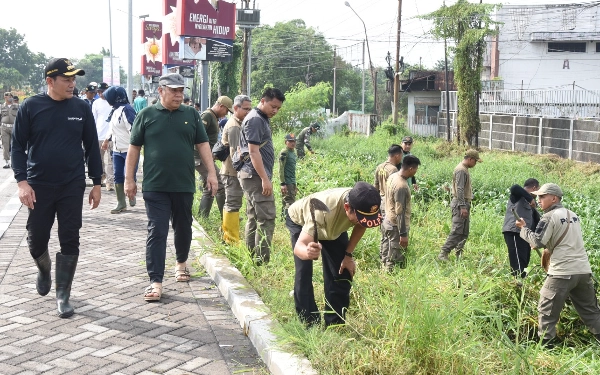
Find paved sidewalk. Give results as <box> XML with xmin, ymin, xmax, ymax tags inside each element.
<box><xmin>0</xmin><ymin>188</ymin><xmax>267</xmax><ymax>375</ymax></box>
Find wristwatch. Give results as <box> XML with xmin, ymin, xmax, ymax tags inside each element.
<box><xmin>345</xmin><ymin>251</ymin><xmax>353</xmax><ymax>258</ymax></box>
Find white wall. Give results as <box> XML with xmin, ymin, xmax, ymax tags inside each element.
<box><xmin>492</xmin><ymin>4</ymin><xmax>600</xmax><ymax>91</ymax></box>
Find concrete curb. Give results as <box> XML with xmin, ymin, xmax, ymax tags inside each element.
<box><xmin>191</xmin><ymin>222</ymin><xmax>318</xmax><ymax>375</ymax></box>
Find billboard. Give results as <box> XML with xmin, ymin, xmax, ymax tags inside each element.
<box><xmin>179</xmin><ymin>36</ymin><xmax>233</xmax><ymax>62</ymax></box>
<box><xmin>102</xmin><ymin>57</ymin><xmax>120</xmax><ymax>85</ymax></box>
<box><xmin>141</xmin><ymin>21</ymin><xmax>163</xmax><ymax>76</ymax></box>
<box><xmin>176</xmin><ymin>0</ymin><xmax>236</xmax><ymax>40</ymax></box>
<box><xmin>163</xmin><ymin>0</ymin><xmax>194</xmax><ymax>66</ymax></box>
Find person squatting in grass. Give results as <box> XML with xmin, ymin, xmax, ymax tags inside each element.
<box><xmin>380</xmin><ymin>155</ymin><xmax>421</xmax><ymax>271</ymax></box>
<box><xmin>295</xmin><ymin>122</ymin><xmax>320</xmax><ymax>159</ymax></box>
<box><xmin>516</xmin><ymin>183</ymin><xmax>600</xmax><ymax>347</ymax></box>
<box><xmin>279</xmin><ymin>133</ymin><xmax>298</xmax><ymax>219</ymax></box>
<box><xmin>438</xmin><ymin>149</ymin><xmax>482</xmax><ymax>262</ymax></box>
<box><xmin>502</xmin><ymin>178</ymin><xmax>540</xmax><ymax>280</ymax></box>
<box><xmin>286</xmin><ymin>181</ymin><xmax>382</xmax><ymax>327</ymax></box>
<box><xmin>238</xmin><ymin>88</ymin><xmax>286</xmax><ymax>265</ymax></box>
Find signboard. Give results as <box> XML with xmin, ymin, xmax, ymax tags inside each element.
<box><xmin>179</xmin><ymin>36</ymin><xmax>233</xmax><ymax>62</ymax></box>
<box><xmin>141</xmin><ymin>21</ymin><xmax>162</xmax><ymax>76</ymax></box>
<box><xmin>102</xmin><ymin>57</ymin><xmax>120</xmax><ymax>85</ymax></box>
<box><xmin>178</xmin><ymin>66</ymin><xmax>195</xmax><ymax>78</ymax></box>
<box><xmin>176</xmin><ymin>0</ymin><xmax>236</xmax><ymax>40</ymax></box>
<box><xmin>141</xmin><ymin>56</ymin><xmax>162</xmax><ymax>77</ymax></box>
<box><xmin>163</xmin><ymin>0</ymin><xmax>194</xmax><ymax>66</ymax></box>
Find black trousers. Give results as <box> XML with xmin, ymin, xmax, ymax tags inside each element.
<box><xmin>504</xmin><ymin>232</ymin><xmax>531</xmax><ymax>278</ymax></box>
<box><xmin>143</xmin><ymin>191</ymin><xmax>194</xmax><ymax>283</ymax></box>
<box><xmin>27</xmin><ymin>181</ymin><xmax>86</xmax><ymax>259</ymax></box>
<box><xmin>286</xmin><ymin>214</ymin><xmax>352</xmax><ymax>326</ymax></box>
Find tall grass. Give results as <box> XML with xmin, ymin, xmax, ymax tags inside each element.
<box><xmin>195</xmin><ymin>124</ymin><xmax>600</xmax><ymax>374</ymax></box>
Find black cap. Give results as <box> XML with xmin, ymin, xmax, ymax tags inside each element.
<box><xmin>45</xmin><ymin>58</ymin><xmax>85</xmax><ymax>78</ymax></box>
<box><xmin>285</xmin><ymin>133</ymin><xmax>296</xmax><ymax>141</ymax></box>
<box><xmin>348</xmin><ymin>182</ymin><xmax>382</xmax><ymax>228</ymax></box>
<box><xmin>402</xmin><ymin>136</ymin><xmax>413</xmax><ymax>144</ymax></box>
<box><xmin>86</xmin><ymin>84</ymin><xmax>97</xmax><ymax>92</ymax></box>
<box><xmin>311</xmin><ymin>122</ymin><xmax>321</xmax><ymax>130</ymax></box>
<box><xmin>97</xmin><ymin>82</ymin><xmax>109</xmax><ymax>91</ymax></box>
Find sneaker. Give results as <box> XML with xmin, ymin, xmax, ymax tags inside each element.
<box><xmin>3</xmin><ymin>161</ymin><xmax>9</xmax><ymax>169</ymax></box>
<box><xmin>437</xmin><ymin>251</ymin><xmax>450</xmax><ymax>262</ymax></box>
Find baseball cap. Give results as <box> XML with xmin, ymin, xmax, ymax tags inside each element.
<box><xmin>45</xmin><ymin>58</ymin><xmax>85</xmax><ymax>78</ymax></box>
<box><xmin>97</xmin><ymin>82</ymin><xmax>110</xmax><ymax>91</ymax></box>
<box><xmin>465</xmin><ymin>149</ymin><xmax>482</xmax><ymax>162</ymax></box>
<box><xmin>285</xmin><ymin>133</ymin><xmax>296</xmax><ymax>141</ymax></box>
<box><xmin>531</xmin><ymin>183</ymin><xmax>563</xmax><ymax>198</ymax></box>
<box><xmin>348</xmin><ymin>182</ymin><xmax>382</xmax><ymax>228</ymax></box>
<box><xmin>159</xmin><ymin>73</ymin><xmax>185</xmax><ymax>88</ymax></box>
<box><xmin>311</xmin><ymin>122</ymin><xmax>321</xmax><ymax>130</ymax></box>
<box><xmin>86</xmin><ymin>84</ymin><xmax>97</xmax><ymax>92</ymax></box>
<box><xmin>217</xmin><ymin>96</ymin><xmax>233</xmax><ymax>114</ymax></box>
<box><xmin>402</xmin><ymin>136</ymin><xmax>413</xmax><ymax>144</ymax></box>
<box><xmin>4</xmin><ymin>92</ymin><xmax>12</xmax><ymax>97</ymax></box>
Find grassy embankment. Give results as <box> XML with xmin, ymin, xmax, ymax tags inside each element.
<box><xmin>194</xmin><ymin>124</ymin><xmax>600</xmax><ymax>375</ymax></box>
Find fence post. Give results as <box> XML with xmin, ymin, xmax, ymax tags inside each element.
<box><xmin>569</xmin><ymin>118</ymin><xmax>574</xmax><ymax>159</ymax></box>
<box><xmin>538</xmin><ymin>117</ymin><xmax>543</xmax><ymax>155</ymax></box>
<box><xmin>512</xmin><ymin>115</ymin><xmax>517</xmax><ymax>151</ymax></box>
<box><xmin>489</xmin><ymin>114</ymin><xmax>493</xmax><ymax>150</ymax></box>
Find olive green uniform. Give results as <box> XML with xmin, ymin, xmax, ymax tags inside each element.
<box><xmin>196</xmin><ymin>109</ymin><xmax>225</xmax><ymax>217</ymax></box>
<box><xmin>381</xmin><ymin>172</ymin><xmax>411</xmax><ymax>269</ymax></box>
<box><xmin>440</xmin><ymin>161</ymin><xmax>472</xmax><ymax>257</ymax></box>
<box><xmin>1</xmin><ymin>102</ymin><xmax>18</xmax><ymax>163</ymax></box>
<box><xmin>279</xmin><ymin>147</ymin><xmax>297</xmax><ymax>215</ymax></box>
<box><xmin>295</xmin><ymin>126</ymin><xmax>313</xmax><ymax>158</ymax></box>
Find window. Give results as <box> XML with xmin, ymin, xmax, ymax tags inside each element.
<box><xmin>596</xmin><ymin>43</ymin><xmax>600</xmax><ymax>52</ymax></box>
<box><xmin>548</xmin><ymin>42</ymin><xmax>586</xmax><ymax>53</ymax></box>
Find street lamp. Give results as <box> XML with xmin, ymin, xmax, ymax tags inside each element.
<box><xmin>345</xmin><ymin>1</ymin><xmax>378</xmax><ymax>117</ymax></box>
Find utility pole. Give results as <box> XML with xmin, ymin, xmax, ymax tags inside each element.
<box><xmin>241</xmin><ymin>27</ymin><xmax>249</xmax><ymax>95</ymax></box>
<box><xmin>362</xmin><ymin>41</ymin><xmax>365</xmax><ymax>112</ymax></box>
<box><xmin>127</xmin><ymin>0</ymin><xmax>133</xmax><ymax>99</ymax></box>
<box><xmin>333</xmin><ymin>47</ymin><xmax>337</xmax><ymax>117</ymax></box>
<box><xmin>392</xmin><ymin>0</ymin><xmax>402</xmax><ymax>125</ymax></box>
<box><xmin>444</xmin><ymin>37</ymin><xmax>451</xmax><ymax>142</ymax></box>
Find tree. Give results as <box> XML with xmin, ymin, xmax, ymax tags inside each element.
<box><xmin>209</xmin><ymin>36</ymin><xmax>243</xmax><ymax>102</ymax></box>
<box><xmin>420</xmin><ymin>0</ymin><xmax>500</xmax><ymax>145</ymax></box>
<box><xmin>74</xmin><ymin>50</ymin><xmax>127</xmax><ymax>92</ymax></box>
<box><xmin>0</xmin><ymin>28</ymin><xmax>46</xmax><ymax>91</ymax></box>
<box><xmin>249</xmin><ymin>19</ymin><xmax>366</xmax><ymax>117</ymax></box>
<box><xmin>269</xmin><ymin>82</ymin><xmax>332</xmax><ymax>132</ymax></box>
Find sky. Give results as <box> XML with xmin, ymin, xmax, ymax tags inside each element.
<box><xmin>2</xmin><ymin>0</ymin><xmax>579</xmax><ymax>77</ymax></box>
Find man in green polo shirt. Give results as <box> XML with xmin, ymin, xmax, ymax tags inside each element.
<box><xmin>125</xmin><ymin>73</ymin><xmax>217</xmax><ymax>302</ymax></box>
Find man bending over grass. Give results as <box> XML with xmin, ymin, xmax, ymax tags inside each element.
<box><xmin>286</xmin><ymin>181</ymin><xmax>382</xmax><ymax>327</ymax></box>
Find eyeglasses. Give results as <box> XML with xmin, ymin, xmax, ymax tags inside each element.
<box><xmin>240</xmin><ymin>107</ymin><xmax>252</xmax><ymax>111</ymax></box>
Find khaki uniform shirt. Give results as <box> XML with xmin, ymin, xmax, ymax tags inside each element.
<box><xmin>288</xmin><ymin>188</ymin><xmax>353</xmax><ymax>241</ymax></box>
<box><xmin>374</xmin><ymin>161</ymin><xmax>398</xmax><ymax>198</ymax></box>
<box><xmin>384</xmin><ymin>172</ymin><xmax>411</xmax><ymax>236</ymax></box>
<box><xmin>520</xmin><ymin>203</ymin><xmax>592</xmax><ymax>275</ymax></box>
<box><xmin>1</xmin><ymin>103</ymin><xmax>18</xmax><ymax>124</ymax></box>
<box><xmin>451</xmin><ymin>161</ymin><xmax>472</xmax><ymax>207</ymax></box>
<box><xmin>220</xmin><ymin>116</ymin><xmax>242</xmax><ymax>177</ymax></box>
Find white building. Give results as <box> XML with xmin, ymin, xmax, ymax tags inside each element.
<box><xmin>485</xmin><ymin>2</ymin><xmax>600</xmax><ymax>91</ymax></box>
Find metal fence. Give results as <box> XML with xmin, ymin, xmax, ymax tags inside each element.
<box><xmin>441</xmin><ymin>89</ymin><xmax>600</xmax><ymax>119</ymax></box>
<box><xmin>406</xmin><ymin>115</ymin><xmax>438</xmax><ymax>137</ymax></box>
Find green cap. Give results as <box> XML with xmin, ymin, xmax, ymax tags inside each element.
<box><xmin>531</xmin><ymin>183</ymin><xmax>563</xmax><ymax>198</ymax></box>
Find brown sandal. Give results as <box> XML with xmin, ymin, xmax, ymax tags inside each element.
<box><xmin>175</xmin><ymin>268</ymin><xmax>191</xmax><ymax>282</ymax></box>
<box><xmin>144</xmin><ymin>283</ymin><xmax>162</xmax><ymax>302</ymax></box>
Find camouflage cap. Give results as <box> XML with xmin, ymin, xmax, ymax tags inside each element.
<box><xmin>465</xmin><ymin>149</ymin><xmax>482</xmax><ymax>162</ymax></box>
<box><xmin>531</xmin><ymin>183</ymin><xmax>563</xmax><ymax>198</ymax></box>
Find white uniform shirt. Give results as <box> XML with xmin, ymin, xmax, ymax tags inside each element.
<box><xmin>92</xmin><ymin>98</ymin><xmax>112</xmax><ymax>140</ymax></box>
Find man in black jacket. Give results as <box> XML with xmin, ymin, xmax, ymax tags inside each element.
<box><xmin>502</xmin><ymin>178</ymin><xmax>540</xmax><ymax>280</ymax></box>
<box><xmin>12</xmin><ymin>58</ymin><xmax>103</xmax><ymax>318</ymax></box>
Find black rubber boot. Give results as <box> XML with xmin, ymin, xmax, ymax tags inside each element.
<box><xmin>33</xmin><ymin>250</ymin><xmax>52</xmax><ymax>296</ymax></box>
<box><xmin>199</xmin><ymin>194</ymin><xmax>214</xmax><ymax>218</ymax></box>
<box><xmin>216</xmin><ymin>191</ymin><xmax>226</xmax><ymax>219</ymax></box>
<box><xmin>55</xmin><ymin>253</ymin><xmax>78</xmax><ymax>318</ymax></box>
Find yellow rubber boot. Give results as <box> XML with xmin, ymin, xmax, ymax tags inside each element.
<box><xmin>222</xmin><ymin>211</ymin><xmax>240</xmax><ymax>244</ymax></box>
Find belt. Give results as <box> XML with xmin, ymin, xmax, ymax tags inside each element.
<box><xmin>2</xmin><ymin>123</ymin><xmax>13</xmax><ymax>127</ymax></box>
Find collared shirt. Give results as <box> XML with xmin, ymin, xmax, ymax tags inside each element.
<box><xmin>239</xmin><ymin>107</ymin><xmax>274</xmax><ymax>178</ymax></box>
<box><xmin>1</xmin><ymin>102</ymin><xmax>18</xmax><ymax>124</ymax></box>
<box><xmin>520</xmin><ymin>203</ymin><xmax>592</xmax><ymax>275</ymax></box>
<box><xmin>130</xmin><ymin>102</ymin><xmax>208</xmax><ymax>193</ymax></box>
<box><xmin>288</xmin><ymin>188</ymin><xmax>353</xmax><ymax>241</ymax></box>
<box><xmin>92</xmin><ymin>98</ymin><xmax>112</xmax><ymax>140</ymax></box>
<box><xmin>451</xmin><ymin>161</ymin><xmax>472</xmax><ymax>207</ymax></box>
<box><xmin>279</xmin><ymin>147</ymin><xmax>297</xmax><ymax>185</ymax></box>
<box><xmin>384</xmin><ymin>172</ymin><xmax>411</xmax><ymax>236</ymax></box>
<box><xmin>220</xmin><ymin>115</ymin><xmax>242</xmax><ymax>177</ymax></box>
